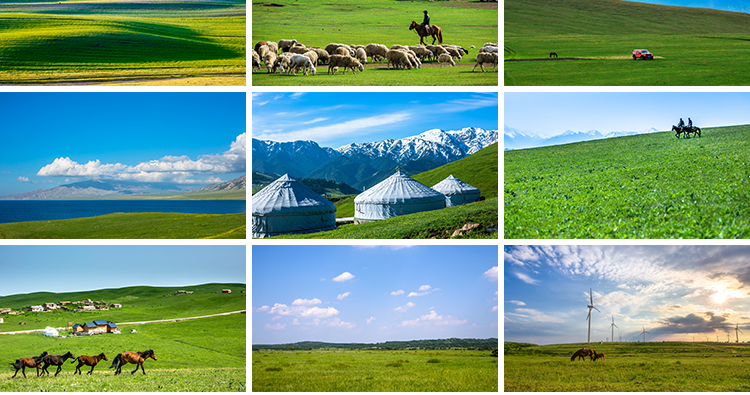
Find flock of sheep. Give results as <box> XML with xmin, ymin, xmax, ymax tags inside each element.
<box><xmin>252</xmin><ymin>39</ymin><xmax>499</xmax><ymax>76</ymax></box>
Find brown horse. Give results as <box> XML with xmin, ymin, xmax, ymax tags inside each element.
<box><xmin>72</xmin><ymin>353</ymin><xmax>108</xmax><ymax>375</ymax></box>
<box><xmin>409</xmin><ymin>21</ymin><xmax>443</xmax><ymax>45</ymax></box>
<box><xmin>570</xmin><ymin>348</ymin><xmax>595</xmax><ymax>361</ymax></box>
<box><xmin>41</xmin><ymin>351</ymin><xmax>76</xmax><ymax>376</ymax></box>
<box><xmin>10</xmin><ymin>352</ymin><xmax>47</xmax><ymax>378</ymax></box>
<box><xmin>593</xmin><ymin>352</ymin><xmax>606</xmax><ymax>361</ymax></box>
<box><xmin>109</xmin><ymin>349</ymin><xmax>157</xmax><ymax>375</ymax></box>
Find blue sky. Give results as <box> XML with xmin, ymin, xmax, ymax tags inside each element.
<box><xmin>505</xmin><ymin>92</ymin><xmax>750</xmax><ymax>138</ymax></box>
<box><xmin>0</xmin><ymin>245</ymin><xmax>245</xmax><ymax>296</ymax></box>
<box><xmin>0</xmin><ymin>92</ymin><xmax>246</xmax><ymax>197</ymax></box>
<box><xmin>252</xmin><ymin>92</ymin><xmax>498</xmax><ymax>148</ymax></box>
<box><xmin>623</xmin><ymin>0</ymin><xmax>750</xmax><ymax>13</ymax></box>
<box><xmin>253</xmin><ymin>245</ymin><xmax>498</xmax><ymax>344</ymax></box>
<box><xmin>505</xmin><ymin>245</ymin><xmax>750</xmax><ymax>345</ymax></box>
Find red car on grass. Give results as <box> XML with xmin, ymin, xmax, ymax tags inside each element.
<box><xmin>632</xmin><ymin>49</ymin><xmax>654</xmax><ymax>60</ymax></box>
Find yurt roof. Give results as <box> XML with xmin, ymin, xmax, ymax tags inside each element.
<box><xmin>252</xmin><ymin>174</ymin><xmax>335</xmax><ymax>216</ymax></box>
<box><xmin>354</xmin><ymin>171</ymin><xmax>445</xmax><ymax>204</ymax></box>
<box><xmin>431</xmin><ymin>174</ymin><xmax>480</xmax><ymax>195</ymax></box>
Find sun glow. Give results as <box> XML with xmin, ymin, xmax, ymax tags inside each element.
<box><xmin>710</xmin><ymin>288</ymin><xmax>743</xmax><ymax>305</ymax></box>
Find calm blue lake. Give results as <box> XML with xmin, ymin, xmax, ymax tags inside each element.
<box><xmin>0</xmin><ymin>200</ymin><xmax>246</xmax><ymax>224</ymax></box>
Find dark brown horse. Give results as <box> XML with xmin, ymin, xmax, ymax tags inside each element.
<box><xmin>41</xmin><ymin>351</ymin><xmax>75</xmax><ymax>376</ymax></box>
<box><xmin>570</xmin><ymin>348</ymin><xmax>595</xmax><ymax>361</ymax></box>
<box><xmin>10</xmin><ymin>351</ymin><xmax>47</xmax><ymax>378</ymax></box>
<box><xmin>109</xmin><ymin>349</ymin><xmax>157</xmax><ymax>375</ymax></box>
<box><xmin>409</xmin><ymin>21</ymin><xmax>443</xmax><ymax>45</ymax></box>
<box><xmin>72</xmin><ymin>353</ymin><xmax>108</xmax><ymax>375</ymax></box>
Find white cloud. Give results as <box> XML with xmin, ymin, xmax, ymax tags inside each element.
<box><xmin>256</xmin><ymin>305</ymin><xmax>270</xmax><ymax>312</ymax></box>
<box><xmin>399</xmin><ymin>310</ymin><xmax>467</xmax><ymax>327</ymax></box>
<box><xmin>395</xmin><ymin>302</ymin><xmax>416</xmax><ymax>312</ymax></box>
<box><xmin>17</xmin><ymin>176</ymin><xmax>31</xmax><ymax>183</ymax></box>
<box><xmin>514</xmin><ymin>271</ymin><xmax>539</xmax><ymax>285</ymax></box>
<box><xmin>367</xmin><ymin>316</ymin><xmax>376</xmax><ymax>324</ymax></box>
<box><xmin>508</xmin><ymin>300</ymin><xmax>526</xmax><ymax>306</ymax></box>
<box><xmin>292</xmin><ymin>298</ymin><xmax>322</xmax><ymax>306</ymax></box>
<box><xmin>36</xmin><ymin>133</ymin><xmax>245</xmax><ymax>184</ymax></box>
<box><xmin>337</xmin><ymin>292</ymin><xmax>351</xmax><ymax>300</ymax></box>
<box><xmin>418</xmin><ymin>285</ymin><xmax>432</xmax><ymax>291</ymax></box>
<box><xmin>391</xmin><ymin>289</ymin><xmax>405</xmax><ymax>296</ymax></box>
<box><xmin>484</xmin><ymin>266</ymin><xmax>498</xmax><ymax>281</ymax></box>
<box><xmin>267</xmin><ymin>302</ymin><xmax>339</xmax><ymax>318</ymax></box>
<box><xmin>492</xmin><ymin>306</ymin><xmax>499</xmax><ymax>312</ymax></box>
<box><xmin>255</xmin><ymin>113</ymin><xmax>411</xmax><ymax>142</ymax></box>
<box><xmin>265</xmin><ymin>323</ymin><xmax>285</xmax><ymax>330</ymax></box>
<box><xmin>327</xmin><ymin>317</ymin><xmax>356</xmax><ymax>329</ymax></box>
<box><xmin>332</xmin><ymin>272</ymin><xmax>355</xmax><ymax>282</ymax></box>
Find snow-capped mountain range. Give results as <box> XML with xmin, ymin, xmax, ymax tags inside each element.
<box><xmin>252</xmin><ymin>127</ymin><xmax>498</xmax><ymax>188</ymax></box>
<box><xmin>504</xmin><ymin>125</ymin><xmax>661</xmax><ymax>150</ymax></box>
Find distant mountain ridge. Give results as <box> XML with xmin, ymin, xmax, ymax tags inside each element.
<box><xmin>189</xmin><ymin>175</ymin><xmax>246</xmax><ymax>193</ymax></box>
<box><xmin>504</xmin><ymin>125</ymin><xmax>661</xmax><ymax>150</ymax></box>
<box><xmin>253</xmin><ymin>338</ymin><xmax>499</xmax><ymax>350</ymax></box>
<box><xmin>253</xmin><ymin>127</ymin><xmax>498</xmax><ymax>189</ymax></box>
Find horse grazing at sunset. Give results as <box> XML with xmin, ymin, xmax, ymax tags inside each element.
<box><xmin>570</xmin><ymin>348</ymin><xmax>595</xmax><ymax>361</ymax></box>
<box><xmin>72</xmin><ymin>353</ymin><xmax>108</xmax><ymax>375</ymax></box>
<box><xmin>109</xmin><ymin>349</ymin><xmax>157</xmax><ymax>375</ymax></box>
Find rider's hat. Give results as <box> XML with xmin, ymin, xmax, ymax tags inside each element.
<box><xmin>424</xmin><ymin>10</ymin><xmax>428</xmax><ymax>12</ymax></box>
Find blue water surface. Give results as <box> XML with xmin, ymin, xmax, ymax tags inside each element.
<box><xmin>0</xmin><ymin>200</ymin><xmax>246</xmax><ymax>224</ymax></box>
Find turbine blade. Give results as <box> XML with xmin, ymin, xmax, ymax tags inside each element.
<box><xmin>593</xmin><ymin>306</ymin><xmax>601</xmax><ymax>313</ymax></box>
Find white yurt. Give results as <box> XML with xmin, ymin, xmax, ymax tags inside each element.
<box><xmin>42</xmin><ymin>326</ymin><xmax>59</xmax><ymax>337</ymax></box>
<box><xmin>431</xmin><ymin>174</ymin><xmax>481</xmax><ymax>207</ymax></box>
<box><xmin>252</xmin><ymin>174</ymin><xmax>336</xmax><ymax>238</ymax></box>
<box><xmin>354</xmin><ymin>171</ymin><xmax>446</xmax><ymax>222</ymax></box>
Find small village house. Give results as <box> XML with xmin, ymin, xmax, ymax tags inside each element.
<box><xmin>110</xmin><ymin>303</ymin><xmax>122</xmax><ymax>308</ymax></box>
<box><xmin>30</xmin><ymin>305</ymin><xmax>44</xmax><ymax>312</ymax></box>
<box><xmin>80</xmin><ymin>305</ymin><xmax>96</xmax><ymax>311</ymax></box>
<box><xmin>43</xmin><ymin>303</ymin><xmax>57</xmax><ymax>310</ymax></box>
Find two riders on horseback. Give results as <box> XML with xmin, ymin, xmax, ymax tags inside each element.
<box><xmin>674</xmin><ymin>117</ymin><xmax>700</xmax><ymax>138</ymax></box>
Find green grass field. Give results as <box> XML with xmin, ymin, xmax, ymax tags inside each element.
<box><xmin>504</xmin><ymin>125</ymin><xmax>750</xmax><ymax>239</ymax></box>
<box><xmin>272</xmin><ymin>197</ymin><xmax>498</xmax><ymax>239</ymax></box>
<box><xmin>0</xmin><ymin>212</ymin><xmax>246</xmax><ymax>239</ymax></box>
<box><xmin>253</xmin><ymin>349</ymin><xmax>497</xmax><ymax>392</ymax></box>
<box><xmin>504</xmin><ymin>0</ymin><xmax>750</xmax><ymax>85</ymax></box>
<box><xmin>0</xmin><ymin>0</ymin><xmax>245</xmax><ymax>85</ymax></box>
<box><xmin>505</xmin><ymin>341</ymin><xmax>750</xmax><ymax>391</ymax></box>
<box><xmin>252</xmin><ymin>0</ymin><xmax>498</xmax><ymax>86</ymax></box>
<box><xmin>0</xmin><ymin>285</ymin><xmax>245</xmax><ymax>391</ymax></box>
<box><xmin>0</xmin><ymin>283</ymin><xmax>246</xmax><ymax>332</ymax></box>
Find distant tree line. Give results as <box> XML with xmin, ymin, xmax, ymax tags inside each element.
<box><xmin>252</xmin><ymin>338</ymin><xmax>499</xmax><ymax>351</ymax></box>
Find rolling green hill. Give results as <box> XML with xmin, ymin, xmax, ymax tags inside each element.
<box><xmin>413</xmin><ymin>143</ymin><xmax>498</xmax><ymax>199</ymax></box>
<box><xmin>505</xmin><ymin>125</ymin><xmax>750</xmax><ymax>238</ymax></box>
<box><xmin>505</xmin><ymin>0</ymin><xmax>750</xmax><ymax>85</ymax></box>
<box><xmin>0</xmin><ymin>283</ymin><xmax>246</xmax><ymax>332</ymax></box>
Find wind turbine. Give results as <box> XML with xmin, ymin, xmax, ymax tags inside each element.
<box><xmin>610</xmin><ymin>315</ymin><xmax>619</xmax><ymax>343</ymax></box>
<box><xmin>736</xmin><ymin>322</ymin><xmax>744</xmax><ymax>343</ymax></box>
<box><xmin>641</xmin><ymin>326</ymin><xmax>649</xmax><ymax>343</ymax></box>
<box><xmin>586</xmin><ymin>288</ymin><xmax>600</xmax><ymax>343</ymax></box>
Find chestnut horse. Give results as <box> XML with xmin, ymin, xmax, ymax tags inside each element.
<box><xmin>41</xmin><ymin>351</ymin><xmax>76</xmax><ymax>376</ymax></box>
<box><xmin>109</xmin><ymin>349</ymin><xmax>157</xmax><ymax>375</ymax></box>
<box><xmin>10</xmin><ymin>351</ymin><xmax>47</xmax><ymax>378</ymax></box>
<box><xmin>72</xmin><ymin>353</ymin><xmax>108</xmax><ymax>375</ymax></box>
<box><xmin>409</xmin><ymin>21</ymin><xmax>443</xmax><ymax>45</ymax></box>
<box><xmin>593</xmin><ymin>352</ymin><xmax>606</xmax><ymax>361</ymax></box>
<box><xmin>570</xmin><ymin>348</ymin><xmax>595</xmax><ymax>361</ymax></box>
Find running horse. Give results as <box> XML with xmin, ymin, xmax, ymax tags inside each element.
<box><xmin>40</xmin><ymin>351</ymin><xmax>76</xmax><ymax>376</ymax></box>
<box><xmin>109</xmin><ymin>349</ymin><xmax>157</xmax><ymax>375</ymax></box>
<box><xmin>10</xmin><ymin>351</ymin><xmax>48</xmax><ymax>378</ymax></box>
<box><xmin>409</xmin><ymin>21</ymin><xmax>443</xmax><ymax>45</ymax></box>
<box><xmin>570</xmin><ymin>348</ymin><xmax>595</xmax><ymax>361</ymax></box>
<box><xmin>72</xmin><ymin>353</ymin><xmax>108</xmax><ymax>375</ymax></box>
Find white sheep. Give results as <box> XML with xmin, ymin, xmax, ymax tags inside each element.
<box><xmin>441</xmin><ymin>46</ymin><xmax>462</xmax><ymax>60</ymax></box>
<box><xmin>289</xmin><ymin>46</ymin><xmax>308</xmax><ymax>54</ymax></box>
<box><xmin>302</xmin><ymin>50</ymin><xmax>318</xmax><ymax>66</ymax></box>
<box><xmin>278</xmin><ymin>39</ymin><xmax>298</xmax><ymax>52</ymax></box>
<box><xmin>252</xmin><ymin>50</ymin><xmax>261</xmax><ymax>72</ymax></box>
<box><xmin>438</xmin><ymin>53</ymin><xmax>455</xmax><ymax>67</ymax></box>
<box><xmin>426</xmin><ymin>45</ymin><xmax>449</xmax><ymax>61</ymax></box>
<box><xmin>307</xmin><ymin>47</ymin><xmax>329</xmax><ymax>64</ymax></box>
<box><xmin>289</xmin><ymin>54</ymin><xmax>316</xmax><ymax>76</ymax></box>
<box><xmin>480</xmin><ymin>45</ymin><xmax>499</xmax><ymax>54</ymax></box>
<box><xmin>409</xmin><ymin>45</ymin><xmax>433</xmax><ymax>61</ymax></box>
<box><xmin>266</xmin><ymin>41</ymin><xmax>279</xmax><ymax>54</ymax></box>
<box><xmin>263</xmin><ymin>51</ymin><xmax>277</xmax><ymax>73</ymax></box>
<box><xmin>355</xmin><ymin>47</ymin><xmax>367</xmax><ymax>64</ymax></box>
<box><xmin>325</xmin><ymin>43</ymin><xmax>354</xmax><ymax>56</ymax></box>
<box><xmin>274</xmin><ymin>52</ymin><xmax>294</xmax><ymax>74</ymax></box>
<box><xmin>472</xmin><ymin>52</ymin><xmax>498</xmax><ymax>72</ymax></box>
<box><xmin>335</xmin><ymin>47</ymin><xmax>350</xmax><ymax>56</ymax></box>
<box><xmin>385</xmin><ymin>50</ymin><xmax>411</xmax><ymax>70</ymax></box>
<box><xmin>365</xmin><ymin>43</ymin><xmax>388</xmax><ymax>62</ymax></box>
<box><xmin>257</xmin><ymin>44</ymin><xmax>270</xmax><ymax>58</ymax></box>
<box><xmin>328</xmin><ymin>54</ymin><xmax>363</xmax><ymax>74</ymax></box>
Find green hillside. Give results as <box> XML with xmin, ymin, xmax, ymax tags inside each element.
<box><xmin>413</xmin><ymin>143</ymin><xmax>498</xmax><ymax>199</ymax></box>
<box><xmin>0</xmin><ymin>283</ymin><xmax>246</xmax><ymax>332</ymax></box>
<box><xmin>505</xmin><ymin>125</ymin><xmax>750</xmax><ymax>238</ymax></box>
<box><xmin>505</xmin><ymin>0</ymin><xmax>750</xmax><ymax>85</ymax></box>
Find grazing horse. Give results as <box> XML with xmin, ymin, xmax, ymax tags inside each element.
<box><xmin>72</xmin><ymin>353</ymin><xmax>108</xmax><ymax>375</ymax></box>
<box><xmin>550</xmin><ymin>52</ymin><xmax>558</xmax><ymax>58</ymax></box>
<box><xmin>10</xmin><ymin>352</ymin><xmax>48</xmax><ymax>378</ymax></box>
<box><xmin>109</xmin><ymin>349</ymin><xmax>157</xmax><ymax>375</ymax></box>
<box><xmin>409</xmin><ymin>21</ymin><xmax>443</xmax><ymax>45</ymax></box>
<box><xmin>41</xmin><ymin>351</ymin><xmax>75</xmax><ymax>376</ymax></box>
<box><xmin>570</xmin><ymin>348</ymin><xmax>595</xmax><ymax>361</ymax></box>
<box><xmin>593</xmin><ymin>352</ymin><xmax>606</xmax><ymax>361</ymax></box>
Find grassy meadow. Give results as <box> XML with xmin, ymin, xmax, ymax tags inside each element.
<box><xmin>0</xmin><ymin>212</ymin><xmax>246</xmax><ymax>239</ymax></box>
<box><xmin>0</xmin><ymin>0</ymin><xmax>246</xmax><ymax>85</ymax></box>
<box><xmin>0</xmin><ymin>285</ymin><xmax>245</xmax><ymax>391</ymax></box>
<box><xmin>505</xmin><ymin>341</ymin><xmax>750</xmax><ymax>391</ymax></box>
<box><xmin>504</xmin><ymin>125</ymin><xmax>750</xmax><ymax>239</ymax></box>
<box><xmin>504</xmin><ymin>0</ymin><xmax>750</xmax><ymax>85</ymax></box>
<box><xmin>252</xmin><ymin>0</ymin><xmax>498</xmax><ymax>86</ymax></box>
<box><xmin>253</xmin><ymin>349</ymin><xmax>497</xmax><ymax>392</ymax></box>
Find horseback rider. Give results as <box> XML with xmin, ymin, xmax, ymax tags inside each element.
<box><xmin>677</xmin><ymin>117</ymin><xmax>685</xmax><ymax>131</ymax></box>
<box><xmin>421</xmin><ymin>10</ymin><xmax>431</xmax><ymax>35</ymax></box>
<box><xmin>688</xmin><ymin>117</ymin><xmax>693</xmax><ymax>129</ymax></box>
